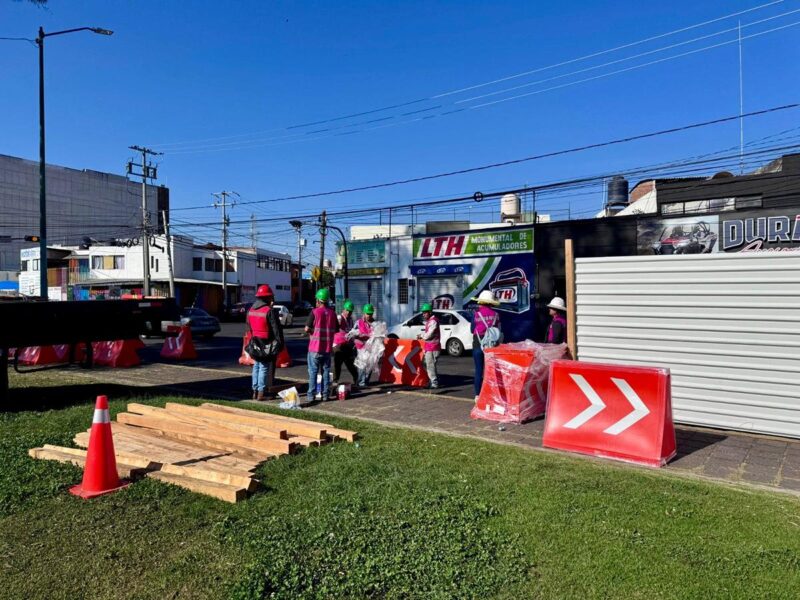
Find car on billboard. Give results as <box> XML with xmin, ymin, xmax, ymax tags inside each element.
<box><xmin>387</xmin><ymin>310</ymin><xmax>473</xmax><ymax>356</ymax></box>
<box><xmin>652</xmin><ymin>222</ymin><xmax>717</xmax><ymax>254</ymax></box>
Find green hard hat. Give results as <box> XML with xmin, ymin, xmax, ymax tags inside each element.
<box><xmin>420</xmin><ymin>302</ymin><xmax>433</xmax><ymax>312</ymax></box>
<box><xmin>343</xmin><ymin>299</ymin><xmax>354</xmax><ymax>312</ymax></box>
<box><xmin>315</xmin><ymin>288</ymin><xmax>330</xmax><ymax>302</ymax></box>
<box><xmin>363</xmin><ymin>303</ymin><xmax>375</xmax><ymax>315</ymax></box>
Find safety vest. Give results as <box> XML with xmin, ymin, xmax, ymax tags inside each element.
<box><xmin>309</xmin><ymin>306</ymin><xmax>336</xmax><ymax>353</ymax></box>
<box><xmin>354</xmin><ymin>317</ymin><xmax>373</xmax><ymax>350</ymax></box>
<box><xmin>247</xmin><ymin>305</ymin><xmax>271</xmax><ymax>339</ymax></box>
<box><xmin>422</xmin><ymin>315</ymin><xmax>440</xmax><ymax>352</ymax></box>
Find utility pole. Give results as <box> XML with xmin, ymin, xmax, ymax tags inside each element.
<box><xmin>289</xmin><ymin>220</ymin><xmax>303</xmax><ymax>303</ymax></box>
<box><xmin>250</xmin><ymin>214</ymin><xmax>258</xmax><ymax>249</ymax></box>
<box><xmin>213</xmin><ymin>191</ymin><xmax>238</xmax><ymax>315</ymax></box>
<box><xmin>318</xmin><ymin>210</ymin><xmax>327</xmax><ymax>293</ymax></box>
<box><xmin>128</xmin><ymin>145</ymin><xmax>161</xmax><ymax>297</ymax></box>
<box><xmin>162</xmin><ymin>209</ymin><xmax>175</xmax><ymax>298</ymax></box>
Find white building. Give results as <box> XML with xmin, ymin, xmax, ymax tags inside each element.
<box><xmin>0</xmin><ymin>153</ymin><xmax>167</xmax><ymax>282</ymax></box>
<box><xmin>19</xmin><ymin>235</ymin><xmax>291</xmax><ymax>312</ymax></box>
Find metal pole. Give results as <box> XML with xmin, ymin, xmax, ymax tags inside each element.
<box><xmin>318</xmin><ymin>210</ymin><xmax>327</xmax><ymax>293</ymax></box>
<box><xmin>163</xmin><ymin>209</ymin><xmax>175</xmax><ymax>298</ymax></box>
<box><xmin>37</xmin><ymin>28</ymin><xmax>47</xmax><ymax>299</ymax></box>
<box><xmin>738</xmin><ymin>20</ymin><xmax>745</xmax><ymax>175</ymax></box>
<box><xmin>141</xmin><ymin>148</ymin><xmax>151</xmax><ymax>296</ymax></box>
<box><xmin>298</xmin><ymin>228</ymin><xmax>303</xmax><ymax>301</ymax></box>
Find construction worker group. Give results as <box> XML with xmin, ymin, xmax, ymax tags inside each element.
<box><xmin>250</xmin><ymin>286</ymin><xmax>568</xmax><ymax>402</ymax></box>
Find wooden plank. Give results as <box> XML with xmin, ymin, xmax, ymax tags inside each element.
<box><xmin>162</xmin><ymin>403</ymin><xmax>290</xmax><ymax>440</ymax></box>
<box><xmin>42</xmin><ymin>444</ymin><xmax>155</xmax><ymax>469</ymax></box>
<box><xmin>565</xmin><ymin>237</ymin><xmax>577</xmax><ymax>360</ymax></box>
<box><xmin>116</xmin><ymin>412</ymin><xmax>296</xmax><ymax>455</ymax></box>
<box><xmin>324</xmin><ymin>428</ymin><xmax>358</xmax><ymax>442</ymax></box>
<box><xmin>147</xmin><ymin>471</ymin><xmax>248</xmax><ymax>503</ymax></box>
<box><xmin>287</xmin><ymin>435</ymin><xmax>323</xmax><ymax>447</ymax></box>
<box><xmin>159</xmin><ymin>463</ymin><xmax>258</xmax><ymax>492</ymax></box>
<box><xmin>198</xmin><ymin>403</ymin><xmax>329</xmax><ymax>439</ymax></box>
<box><xmin>28</xmin><ymin>446</ymin><xmax>151</xmax><ymax>479</ymax></box>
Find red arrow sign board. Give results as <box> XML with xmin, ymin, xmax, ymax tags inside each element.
<box><xmin>543</xmin><ymin>360</ymin><xmax>676</xmax><ymax>467</ymax></box>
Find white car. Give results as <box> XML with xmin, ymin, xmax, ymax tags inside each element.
<box><xmin>274</xmin><ymin>305</ymin><xmax>293</xmax><ymax>327</ymax></box>
<box><xmin>387</xmin><ymin>310</ymin><xmax>473</xmax><ymax>356</ymax></box>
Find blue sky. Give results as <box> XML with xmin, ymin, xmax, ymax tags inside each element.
<box><xmin>2</xmin><ymin>0</ymin><xmax>800</xmax><ymax>258</ymax></box>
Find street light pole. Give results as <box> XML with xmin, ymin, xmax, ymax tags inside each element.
<box><xmin>289</xmin><ymin>220</ymin><xmax>303</xmax><ymax>303</ymax></box>
<box><xmin>325</xmin><ymin>224</ymin><xmax>349</xmax><ymax>298</ymax></box>
<box><xmin>35</xmin><ymin>26</ymin><xmax>113</xmax><ymax>299</ymax></box>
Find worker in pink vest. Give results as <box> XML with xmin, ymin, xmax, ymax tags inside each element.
<box><xmin>304</xmin><ymin>288</ymin><xmax>337</xmax><ymax>402</ymax></box>
<box><xmin>417</xmin><ymin>302</ymin><xmax>441</xmax><ymax>389</ymax></box>
<box><xmin>352</xmin><ymin>303</ymin><xmax>375</xmax><ymax>387</ymax></box>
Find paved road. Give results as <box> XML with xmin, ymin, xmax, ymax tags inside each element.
<box><xmin>141</xmin><ymin>321</ymin><xmax>479</xmax><ymax>400</ymax></box>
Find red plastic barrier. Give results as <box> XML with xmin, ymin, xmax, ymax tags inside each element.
<box><xmin>276</xmin><ymin>345</ymin><xmax>292</xmax><ymax>368</ymax></box>
<box><xmin>93</xmin><ymin>339</ymin><xmax>143</xmax><ymax>368</ymax></box>
<box><xmin>239</xmin><ymin>332</ymin><xmax>255</xmax><ymax>366</ymax></box>
<box><xmin>379</xmin><ymin>338</ymin><xmax>429</xmax><ymax>387</ymax></box>
<box><xmin>543</xmin><ymin>360</ymin><xmax>676</xmax><ymax>467</ymax></box>
<box><xmin>17</xmin><ymin>345</ymin><xmax>68</xmax><ymax>365</ymax></box>
<box><xmin>160</xmin><ymin>325</ymin><xmax>197</xmax><ymax>360</ymax></box>
<box><xmin>471</xmin><ymin>341</ymin><xmax>566</xmax><ymax>424</ymax></box>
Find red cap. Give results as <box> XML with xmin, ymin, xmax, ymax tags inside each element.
<box><xmin>94</xmin><ymin>395</ymin><xmax>109</xmax><ymax>410</ymax></box>
<box><xmin>256</xmin><ymin>284</ymin><xmax>274</xmax><ymax>298</ymax></box>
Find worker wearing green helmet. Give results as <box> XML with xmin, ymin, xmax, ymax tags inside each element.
<box><xmin>417</xmin><ymin>302</ymin><xmax>441</xmax><ymax>389</ymax></box>
<box><xmin>333</xmin><ymin>299</ymin><xmax>358</xmax><ymax>386</ymax></box>
<box><xmin>304</xmin><ymin>287</ymin><xmax>337</xmax><ymax>402</ymax></box>
<box><xmin>354</xmin><ymin>303</ymin><xmax>376</xmax><ymax>386</ymax></box>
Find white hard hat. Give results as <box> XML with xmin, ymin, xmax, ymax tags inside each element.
<box><xmin>547</xmin><ymin>297</ymin><xmax>566</xmax><ymax>311</ymax></box>
<box><xmin>472</xmin><ymin>290</ymin><xmax>500</xmax><ymax>305</ymax></box>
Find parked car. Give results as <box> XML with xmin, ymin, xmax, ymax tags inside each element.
<box><xmin>652</xmin><ymin>222</ymin><xmax>717</xmax><ymax>254</ymax></box>
<box><xmin>229</xmin><ymin>301</ymin><xmax>253</xmax><ymax>321</ymax></box>
<box><xmin>273</xmin><ymin>304</ymin><xmax>294</xmax><ymax>327</ymax></box>
<box><xmin>180</xmin><ymin>307</ymin><xmax>221</xmax><ymax>338</ymax></box>
<box><xmin>387</xmin><ymin>310</ymin><xmax>473</xmax><ymax>356</ymax></box>
<box><xmin>291</xmin><ymin>301</ymin><xmax>313</xmax><ymax>317</ymax></box>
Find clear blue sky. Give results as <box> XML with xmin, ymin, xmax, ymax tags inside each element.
<box><xmin>2</xmin><ymin>0</ymin><xmax>800</xmax><ymax>258</ymax></box>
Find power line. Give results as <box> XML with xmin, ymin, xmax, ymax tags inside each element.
<box><xmin>149</xmin><ymin>0</ymin><xmax>785</xmax><ymax>151</ymax></box>
<box><xmin>168</xmin><ymin>102</ymin><xmax>800</xmax><ymax>213</ymax></box>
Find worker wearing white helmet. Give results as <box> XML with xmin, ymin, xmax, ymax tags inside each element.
<box><xmin>546</xmin><ymin>297</ymin><xmax>567</xmax><ymax>344</ymax></box>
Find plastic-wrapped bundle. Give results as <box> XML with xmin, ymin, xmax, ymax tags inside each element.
<box><xmin>471</xmin><ymin>341</ymin><xmax>568</xmax><ymax>424</ymax></box>
<box><xmin>354</xmin><ymin>321</ymin><xmax>387</xmax><ymax>379</ymax></box>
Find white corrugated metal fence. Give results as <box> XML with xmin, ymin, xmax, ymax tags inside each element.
<box><xmin>575</xmin><ymin>252</ymin><xmax>800</xmax><ymax>438</ymax></box>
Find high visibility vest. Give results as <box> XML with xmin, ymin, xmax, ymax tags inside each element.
<box><xmin>422</xmin><ymin>315</ymin><xmax>440</xmax><ymax>352</ymax></box>
<box><xmin>247</xmin><ymin>305</ymin><xmax>271</xmax><ymax>339</ymax></box>
<box><xmin>309</xmin><ymin>306</ymin><xmax>336</xmax><ymax>353</ymax></box>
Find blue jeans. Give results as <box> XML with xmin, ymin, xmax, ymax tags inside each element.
<box><xmin>307</xmin><ymin>352</ymin><xmax>332</xmax><ymax>401</ymax></box>
<box><xmin>473</xmin><ymin>346</ymin><xmax>485</xmax><ymax>396</ymax></box>
<box><xmin>252</xmin><ymin>360</ymin><xmax>274</xmax><ymax>392</ymax></box>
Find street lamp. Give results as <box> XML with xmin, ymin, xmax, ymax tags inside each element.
<box><xmin>289</xmin><ymin>220</ymin><xmax>303</xmax><ymax>302</ymax></box>
<box><xmin>323</xmin><ymin>223</ymin><xmax>349</xmax><ymax>298</ymax></box>
<box><xmin>35</xmin><ymin>26</ymin><xmax>113</xmax><ymax>299</ymax></box>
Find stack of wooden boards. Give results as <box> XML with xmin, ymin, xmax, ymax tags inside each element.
<box><xmin>29</xmin><ymin>402</ymin><xmax>357</xmax><ymax>503</ymax></box>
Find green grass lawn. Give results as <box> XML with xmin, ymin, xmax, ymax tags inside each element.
<box><xmin>1</xmin><ymin>372</ymin><xmax>800</xmax><ymax>599</ymax></box>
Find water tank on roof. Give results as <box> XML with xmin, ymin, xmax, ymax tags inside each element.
<box><xmin>500</xmin><ymin>193</ymin><xmax>521</xmax><ymax>223</ymax></box>
<box><xmin>606</xmin><ymin>176</ymin><xmax>629</xmax><ymax>208</ymax></box>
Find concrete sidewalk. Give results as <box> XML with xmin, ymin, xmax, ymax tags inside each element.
<box><xmin>65</xmin><ymin>362</ymin><xmax>800</xmax><ymax>496</ymax></box>
<box><xmin>292</xmin><ymin>386</ymin><xmax>800</xmax><ymax>496</ymax></box>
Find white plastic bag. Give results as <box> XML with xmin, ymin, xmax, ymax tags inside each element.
<box><xmin>354</xmin><ymin>321</ymin><xmax>387</xmax><ymax>379</ymax></box>
<box><xmin>277</xmin><ymin>386</ymin><xmax>301</xmax><ymax>409</ymax></box>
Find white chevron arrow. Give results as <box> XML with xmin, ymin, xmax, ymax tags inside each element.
<box><xmin>389</xmin><ymin>346</ymin><xmax>420</xmax><ymax>375</ymax></box>
<box><xmin>563</xmin><ymin>374</ymin><xmax>606</xmax><ymax>429</ymax></box>
<box><xmin>563</xmin><ymin>374</ymin><xmax>650</xmax><ymax>435</ymax></box>
<box><xmin>604</xmin><ymin>377</ymin><xmax>650</xmax><ymax>435</ymax></box>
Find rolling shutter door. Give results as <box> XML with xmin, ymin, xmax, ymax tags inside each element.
<box><xmin>348</xmin><ymin>279</ymin><xmax>384</xmax><ymax>320</ymax></box>
<box><xmin>575</xmin><ymin>252</ymin><xmax>800</xmax><ymax>438</ymax></box>
<box><xmin>417</xmin><ymin>276</ymin><xmax>463</xmax><ymax>311</ymax></box>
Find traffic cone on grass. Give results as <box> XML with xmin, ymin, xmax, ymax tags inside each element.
<box><xmin>69</xmin><ymin>395</ymin><xmax>130</xmax><ymax>499</ymax></box>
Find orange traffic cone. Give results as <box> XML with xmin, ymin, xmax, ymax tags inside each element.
<box><xmin>70</xmin><ymin>395</ymin><xmax>130</xmax><ymax>499</ymax></box>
